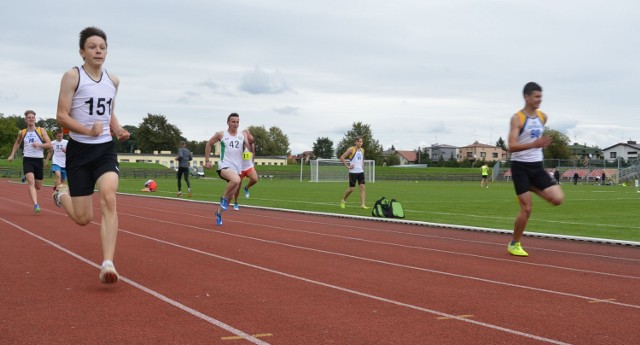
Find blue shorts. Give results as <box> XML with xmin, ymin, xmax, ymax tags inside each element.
<box><xmin>52</xmin><ymin>164</ymin><xmax>67</xmax><ymax>181</ymax></box>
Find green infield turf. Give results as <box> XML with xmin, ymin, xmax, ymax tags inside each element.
<box><xmin>115</xmin><ymin>177</ymin><xmax>640</xmax><ymax>242</ymax></box>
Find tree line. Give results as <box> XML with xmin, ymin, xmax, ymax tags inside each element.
<box><xmin>1</xmin><ymin>112</ymin><xmax>573</xmax><ymax>164</ymax></box>
<box><xmin>0</xmin><ymin>113</ymin><xmax>294</xmax><ymax>158</ymax></box>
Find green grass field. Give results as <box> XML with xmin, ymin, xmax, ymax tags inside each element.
<box><xmin>3</xmin><ymin>159</ymin><xmax>639</xmax><ymax>242</ymax></box>
<box><xmin>112</xmin><ymin>176</ymin><xmax>640</xmax><ymax>242</ymax></box>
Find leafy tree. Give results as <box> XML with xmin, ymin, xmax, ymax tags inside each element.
<box><xmin>496</xmin><ymin>136</ymin><xmax>507</xmax><ymax>151</ymax></box>
<box><xmin>187</xmin><ymin>140</ymin><xmax>207</xmax><ymax>155</ymax></box>
<box><xmin>415</xmin><ymin>146</ymin><xmax>429</xmax><ymax>164</ymax></box>
<box><xmin>312</xmin><ymin>137</ymin><xmax>334</xmax><ymax>159</ymax></box>
<box><xmin>247</xmin><ymin>125</ymin><xmax>269</xmax><ymax>156</ymax></box>
<box><xmin>36</xmin><ymin>118</ymin><xmax>59</xmax><ymax>132</ymax></box>
<box><xmin>10</xmin><ymin>114</ymin><xmax>26</xmax><ymax>129</ymax></box>
<box><xmin>136</xmin><ymin>114</ymin><xmax>182</xmax><ymax>153</ymax></box>
<box><xmin>385</xmin><ymin>153</ymin><xmax>400</xmax><ymax>166</ymax></box>
<box><xmin>335</xmin><ymin>122</ymin><xmax>381</xmax><ymax>162</ymax></box>
<box><xmin>543</xmin><ymin>128</ymin><xmax>572</xmax><ymax>159</ymax></box>
<box><xmin>246</xmin><ymin>125</ymin><xmax>290</xmax><ymax>156</ymax></box>
<box><xmin>0</xmin><ymin>115</ymin><xmax>20</xmax><ymax>158</ymax></box>
<box><xmin>267</xmin><ymin>126</ymin><xmax>290</xmax><ymax>155</ymax></box>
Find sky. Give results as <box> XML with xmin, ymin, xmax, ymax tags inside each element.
<box><xmin>1</xmin><ymin>0</ymin><xmax>639</xmax><ymax>154</ymax></box>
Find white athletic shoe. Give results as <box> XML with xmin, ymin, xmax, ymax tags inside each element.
<box><xmin>99</xmin><ymin>262</ymin><xmax>119</xmax><ymax>284</ymax></box>
<box><xmin>52</xmin><ymin>184</ymin><xmax>69</xmax><ymax>207</ymax></box>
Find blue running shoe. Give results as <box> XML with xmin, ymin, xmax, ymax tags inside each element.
<box><xmin>220</xmin><ymin>197</ymin><xmax>228</xmax><ymax>211</ymax></box>
<box><xmin>215</xmin><ymin>210</ymin><xmax>222</xmax><ymax>226</ymax></box>
<box><xmin>34</xmin><ymin>204</ymin><xmax>41</xmax><ymax>214</ymax></box>
<box><xmin>244</xmin><ymin>186</ymin><xmax>250</xmax><ymax>198</ymax></box>
<box><xmin>233</xmin><ymin>202</ymin><xmax>239</xmax><ymax>211</ymax></box>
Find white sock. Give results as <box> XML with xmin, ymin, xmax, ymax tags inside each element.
<box><xmin>101</xmin><ymin>260</ymin><xmax>114</xmax><ymax>268</ymax></box>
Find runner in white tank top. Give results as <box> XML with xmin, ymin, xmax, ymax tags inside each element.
<box><xmin>69</xmin><ymin>66</ymin><xmax>116</xmax><ymax>144</ymax></box>
<box><xmin>218</xmin><ymin>130</ymin><xmax>245</xmax><ymax>174</ymax></box>
<box><xmin>233</xmin><ymin>129</ymin><xmax>259</xmax><ymax>210</ymax></box>
<box><xmin>54</xmin><ymin>27</ymin><xmax>130</xmax><ymax>284</ymax></box>
<box><xmin>21</xmin><ymin>129</ymin><xmax>46</xmax><ymax>158</ymax></box>
<box><xmin>349</xmin><ymin>148</ymin><xmax>365</xmax><ymax>174</ymax></box>
<box><xmin>7</xmin><ymin>110</ymin><xmax>52</xmax><ymax>213</ymax></box>
<box><xmin>205</xmin><ymin>113</ymin><xmax>247</xmax><ymax>225</ymax></box>
<box><xmin>510</xmin><ymin>113</ymin><xmax>545</xmax><ymax>163</ymax></box>
<box><xmin>506</xmin><ymin>82</ymin><xmax>564</xmax><ymax>258</ymax></box>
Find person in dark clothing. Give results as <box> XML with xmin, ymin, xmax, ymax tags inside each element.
<box><xmin>176</xmin><ymin>141</ymin><xmax>193</xmax><ymax>197</ymax></box>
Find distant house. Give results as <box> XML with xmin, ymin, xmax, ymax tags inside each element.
<box><xmin>380</xmin><ymin>149</ymin><xmax>417</xmax><ymax>165</ymax></box>
<box><xmin>289</xmin><ymin>151</ymin><xmax>314</xmax><ymax>164</ymax></box>
<box><xmin>602</xmin><ymin>140</ymin><xmax>640</xmax><ymax>163</ymax></box>
<box><xmin>458</xmin><ymin>141</ymin><xmax>506</xmax><ymax>162</ymax></box>
<box><xmin>429</xmin><ymin>144</ymin><xmax>459</xmax><ymax>162</ymax></box>
<box><xmin>569</xmin><ymin>143</ymin><xmax>603</xmax><ymax>160</ymax></box>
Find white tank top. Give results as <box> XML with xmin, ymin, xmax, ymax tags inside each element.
<box><xmin>69</xmin><ymin>66</ymin><xmax>116</xmax><ymax>144</ymax></box>
<box><xmin>510</xmin><ymin>114</ymin><xmax>545</xmax><ymax>162</ymax></box>
<box><xmin>241</xmin><ymin>148</ymin><xmax>254</xmax><ymax>172</ymax></box>
<box><xmin>349</xmin><ymin>148</ymin><xmax>365</xmax><ymax>173</ymax></box>
<box><xmin>218</xmin><ymin>130</ymin><xmax>244</xmax><ymax>173</ymax></box>
<box><xmin>51</xmin><ymin>139</ymin><xmax>68</xmax><ymax>167</ymax></box>
<box><xmin>22</xmin><ymin>129</ymin><xmax>45</xmax><ymax>158</ymax></box>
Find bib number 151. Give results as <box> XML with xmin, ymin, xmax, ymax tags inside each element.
<box><xmin>85</xmin><ymin>97</ymin><xmax>112</xmax><ymax>116</ymax></box>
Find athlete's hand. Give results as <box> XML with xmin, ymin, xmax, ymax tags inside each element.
<box><xmin>115</xmin><ymin>128</ymin><xmax>130</xmax><ymax>142</ymax></box>
<box><xmin>90</xmin><ymin>122</ymin><xmax>104</xmax><ymax>137</ymax></box>
<box><xmin>205</xmin><ymin>161</ymin><xmax>212</xmax><ymax>169</ymax></box>
<box><xmin>535</xmin><ymin>136</ymin><xmax>552</xmax><ymax>148</ymax></box>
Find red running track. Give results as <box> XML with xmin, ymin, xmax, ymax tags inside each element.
<box><xmin>1</xmin><ymin>180</ymin><xmax>639</xmax><ymax>344</ymax></box>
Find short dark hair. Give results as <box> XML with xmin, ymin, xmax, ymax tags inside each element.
<box><xmin>523</xmin><ymin>82</ymin><xmax>542</xmax><ymax>96</ymax></box>
<box><xmin>24</xmin><ymin>110</ymin><xmax>36</xmax><ymax>117</ymax></box>
<box><xmin>79</xmin><ymin>27</ymin><xmax>107</xmax><ymax>49</ymax></box>
<box><xmin>55</xmin><ymin>129</ymin><xmax>64</xmax><ymax>135</ymax></box>
<box><xmin>227</xmin><ymin>113</ymin><xmax>239</xmax><ymax>122</ymax></box>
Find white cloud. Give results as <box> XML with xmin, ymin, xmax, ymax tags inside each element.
<box><xmin>0</xmin><ymin>0</ymin><xmax>638</xmax><ymax>154</ymax></box>
<box><xmin>239</xmin><ymin>66</ymin><xmax>292</xmax><ymax>95</ymax></box>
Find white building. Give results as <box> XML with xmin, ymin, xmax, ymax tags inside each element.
<box><xmin>602</xmin><ymin>140</ymin><xmax>640</xmax><ymax>163</ymax></box>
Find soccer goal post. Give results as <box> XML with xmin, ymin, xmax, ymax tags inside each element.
<box><xmin>310</xmin><ymin>159</ymin><xmax>376</xmax><ymax>182</ymax></box>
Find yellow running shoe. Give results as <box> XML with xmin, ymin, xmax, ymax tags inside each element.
<box><xmin>340</xmin><ymin>200</ymin><xmax>346</xmax><ymax>209</ymax></box>
<box><xmin>507</xmin><ymin>242</ymin><xmax>529</xmax><ymax>257</ymax></box>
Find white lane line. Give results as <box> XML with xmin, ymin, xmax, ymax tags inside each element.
<box><xmin>0</xmin><ymin>217</ymin><xmax>270</xmax><ymax>345</ymax></box>
<box><xmin>116</xmin><ymin>202</ymin><xmax>640</xmax><ymax>280</ymax></box>
<box><xmin>121</xmin><ymin>212</ymin><xmax>640</xmax><ymax>310</ymax></box>
<box><xmin>117</xmin><ymin>225</ymin><xmax>572</xmax><ymax>345</ymax></box>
